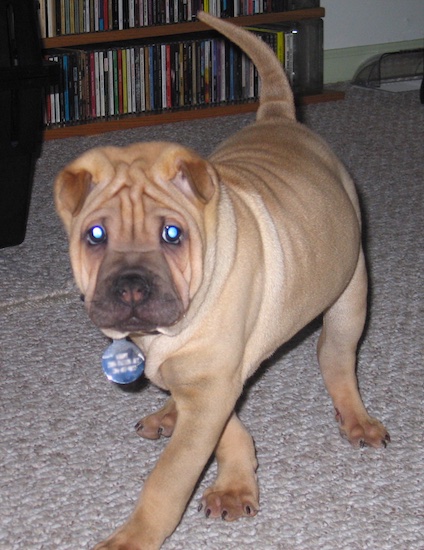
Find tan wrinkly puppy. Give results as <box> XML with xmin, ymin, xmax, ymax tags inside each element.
<box><xmin>55</xmin><ymin>12</ymin><xmax>390</xmax><ymax>550</ymax></box>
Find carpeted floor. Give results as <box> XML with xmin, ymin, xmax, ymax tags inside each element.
<box><xmin>1</xmin><ymin>86</ymin><xmax>423</xmax><ymax>550</ymax></box>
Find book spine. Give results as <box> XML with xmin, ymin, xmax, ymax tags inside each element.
<box><xmin>126</xmin><ymin>48</ymin><xmax>131</xmax><ymax>113</ymax></box>
<box><xmin>134</xmin><ymin>47</ymin><xmax>141</xmax><ymax>112</ymax></box>
<box><xmin>171</xmin><ymin>42</ymin><xmax>179</xmax><ymax>107</ymax></box>
<box><xmin>191</xmin><ymin>41</ymin><xmax>197</xmax><ymax>106</ymax></box>
<box><xmin>112</xmin><ymin>49</ymin><xmax>119</xmax><ymax>115</ymax></box>
<box><xmin>72</xmin><ymin>52</ymin><xmax>79</xmax><ymax>120</ymax></box>
<box><xmin>99</xmin><ymin>50</ymin><xmax>106</xmax><ymax>117</ymax></box>
<box><xmin>149</xmin><ymin>46</ymin><xmax>155</xmax><ymax>110</ymax></box>
<box><xmin>162</xmin><ymin>44</ymin><xmax>168</xmax><ymax>109</ymax></box>
<box><xmin>156</xmin><ymin>44</ymin><xmax>163</xmax><ymax>110</ymax></box>
<box><xmin>122</xmin><ymin>48</ymin><xmax>128</xmax><ymax>113</ymax></box>
<box><xmin>139</xmin><ymin>46</ymin><xmax>146</xmax><ymax>112</ymax></box>
<box><xmin>131</xmin><ymin>47</ymin><xmax>136</xmax><ymax>112</ymax></box>
<box><xmin>106</xmin><ymin>50</ymin><xmax>113</xmax><ymax>116</ymax></box>
<box><xmin>117</xmin><ymin>48</ymin><xmax>124</xmax><ymax>114</ymax></box>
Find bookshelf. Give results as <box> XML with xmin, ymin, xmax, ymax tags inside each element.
<box><xmin>41</xmin><ymin>6</ymin><xmax>344</xmax><ymax>140</ymax></box>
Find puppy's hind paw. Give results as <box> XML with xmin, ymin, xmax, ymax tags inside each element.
<box><xmin>336</xmin><ymin>410</ymin><xmax>390</xmax><ymax>449</ymax></box>
<box><xmin>357</xmin><ymin>431</ymin><xmax>391</xmax><ymax>449</ymax></box>
<box><xmin>199</xmin><ymin>486</ymin><xmax>259</xmax><ymax>522</ymax></box>
<box><xmin>135</xmin><ymin>397</ymin><xmax>177</xmax><ymax>440</ymax></box>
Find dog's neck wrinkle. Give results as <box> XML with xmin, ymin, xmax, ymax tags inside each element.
<box><xmin>156</xmin><ymin>195</ymin><xmax>234</xmax><ymax>334</ymax></box>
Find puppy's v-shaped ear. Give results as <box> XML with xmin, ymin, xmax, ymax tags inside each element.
<box><xmin>54</xmin><ymin>168</ymin><xmax>93</xmax><ymax>230</ymax></box>
<box><xmin>54</xmin><ymin>149</ymin><xmax>115</xmax><ymax>231</ymax></box>
<box><xmin>154</xmin><ymin>146</ymin><xmax>218</xmax><ymax>204</ymax></box>
<box><xmin>172</xmin><ymin>157</ymin><xmax>217</xmax><ymax>204</ymax></box>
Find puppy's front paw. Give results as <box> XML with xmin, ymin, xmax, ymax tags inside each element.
<box><xmin>199</xmin><ymin>485</ymin><xmax>259</xmax><ymax>522</ymax></box>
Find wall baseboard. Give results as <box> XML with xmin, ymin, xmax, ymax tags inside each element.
<box><xmin>324</xmin><ymin>39</ymin><xmax>424</xmax><ymax>84</ymax></box>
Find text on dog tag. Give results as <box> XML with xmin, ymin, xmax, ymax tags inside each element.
<box><xmin>101</xmin><ymin>339</ymin><xmax>145</xmax><ymax>384</ymax></box>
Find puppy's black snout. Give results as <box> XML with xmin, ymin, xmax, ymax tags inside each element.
<box><xmin>114</xmin><ymin>273</ymin><xmax>151</xmax><ymax>307</ymax></box>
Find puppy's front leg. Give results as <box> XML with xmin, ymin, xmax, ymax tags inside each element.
<box><xmin>94</xmin><ymin>381</ymin><xmax>239</xmax><ymax>550</ymax></box>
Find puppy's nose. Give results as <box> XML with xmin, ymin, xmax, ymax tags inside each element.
<box><xmin>115</xmin><ymin>274</ymin><xmax>151</xmax><ymax>306</ymax></box>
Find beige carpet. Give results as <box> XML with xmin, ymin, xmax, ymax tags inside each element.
<box><xmin>1</xmin><ymin>85</ymin><xmax>423</xmax><ymax>549</ymax></box>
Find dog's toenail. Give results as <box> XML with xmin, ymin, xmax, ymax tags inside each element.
<box><xmin>221</xmin><ymin>510</ymin><xmax>228</xmax><ymax>520</ymax></box>
<box><xmin>245</xmin><ymin>506</ymin><xmax>251</xmax><ymax>515</ymax></box>
<box><xmin>385</xmin><ymin>433</ymin><xmax>391</xmax><ymax>442</ymax></box>
<box><xmin>359</xmin><ymin>440</ymin><xmax>366</xmax><ymax>448</ymax></box>
<box><xmin>198</xmin><ymin>503</ymin><xmax>203</xmax><ymax>512</ymax></box>
<box><xmin>157</xmin><ymin>427</ymin><xmax>163</xmax><ymax>435</ymax></box>
<box><xmin>134</xmin><ymin>422</ymin><xmax>142</xmax><ymax>431</ymax></box>
<box><xmin>205</xmin><ymin>508</ymin><xmax>211</xmax><ymax>518</ymax></box>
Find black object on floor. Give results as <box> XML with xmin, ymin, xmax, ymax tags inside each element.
<box><xmin>0</xmin><ymin>0</ymin><xmax>58</xmax><ymax>248</ymax></box>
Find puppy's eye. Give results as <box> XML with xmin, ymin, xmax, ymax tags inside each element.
<box><xmin>162</xmin><ymin>225</ymin><xmax>182</xmax><ymax>244</ymax></box>
<box><xmin>87</xmin><ymin>225</ymin><xmax>107</xmax><ymax>245</ymax></box>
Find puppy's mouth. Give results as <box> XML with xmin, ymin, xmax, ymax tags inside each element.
<box><xmin>85</xmin><ymin>268</ymin><xmax>185</xmax><ymax>335</ymax></box>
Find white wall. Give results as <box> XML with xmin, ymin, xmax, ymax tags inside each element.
<box><xmin>323</xmin><ymin>0</ymin><xmax>424</xmax><ymax>50</ymax></box>
<box><xmin>322</xmin><ymin>0</ymin><xmax>424</xmax><ymax>83</ymax></box>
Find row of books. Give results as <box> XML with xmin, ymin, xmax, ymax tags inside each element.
<box><xmin>43</xmin><ymin>20</ymin><xmax>322</xmax><ymax>127</ymax></box>
<box><xmin>37</xmin><ymin>0</ymin><xmax>319</xmax><ymax>38</ymax></box>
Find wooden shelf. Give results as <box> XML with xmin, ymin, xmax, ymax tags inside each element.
<box><xmin>42</xmin><ymin>7</ymin><xmax>339</xmax><ymax>140</ymax></box>
<box><xmin>43</xmin><ymin>90</ymin><xmax>344</xmax><ymax>140</ymax></box>
<box><xmin>42</xmin><ymin>9</ymin><xmax>325</xmax><ymax>48</ymax></box>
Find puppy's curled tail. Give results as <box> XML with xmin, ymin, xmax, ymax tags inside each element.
<box><xmin>197</xmin><ymin>11</ymin><xmax>296</xmax><ymax>121</ymax></box>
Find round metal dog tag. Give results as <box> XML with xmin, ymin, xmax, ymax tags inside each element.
<box><xmin>101</xmin><ymin>339</ymin><xmax>145</xmax><ymax>384</ymax></box>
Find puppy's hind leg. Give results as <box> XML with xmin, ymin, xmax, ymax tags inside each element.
<box><xmin>318</xmin><ymin>249</ymin><xmax>390</xmax><ymax>449</ymax></box>
<box><xmin>199</xmin><ymin>413</ymin><xmax>259</xmax><ymax>521</ymax></box>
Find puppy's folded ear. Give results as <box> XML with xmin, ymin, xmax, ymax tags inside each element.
<box><xmin>153</xmin><ymin>146</ymin><xmax>218</xmax><ymax>204</ymax></box>
<box><xmin>172</xmin><ymin>158</ymin><xmax>217</xmax><ymax>204</ymax></box>
<box><xmin>54</xmin><ymin>169</ymin><xmax>93</xmax><ymax>231</ymax></box>
<box><xmin>54</xmin><ymin>149</ymin><xmax>114</xmax><ymax>231</ymax></box>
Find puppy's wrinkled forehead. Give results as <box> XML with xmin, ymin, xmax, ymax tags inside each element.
<box><xmin>55</xmin><ymin>142</ymin><xmax>217</xmax><ymax>235</ymax></box>
<box><xmin>85</xmin><ymin>160</ymin><xmax>143</xmax><ymax>209</ymax></box>
<box><xmin>76</xmin><ymin>146</ymin><xmax>176</xmax><ymax>216</ymax></box>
